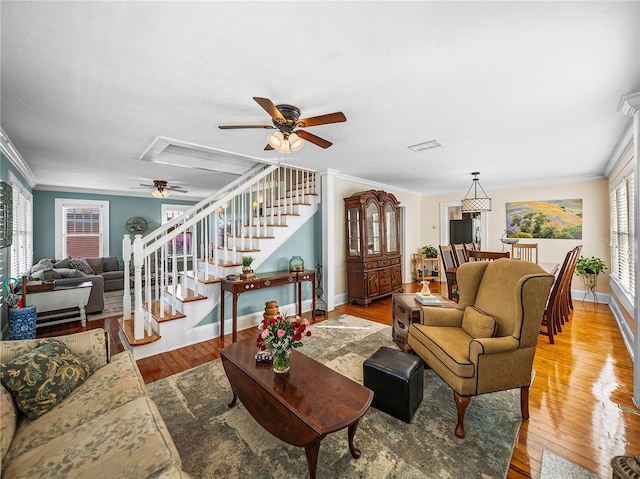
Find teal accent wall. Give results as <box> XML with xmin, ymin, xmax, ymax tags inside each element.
<box><xmin>203</xmin><ymin>207</ymin><xmax>323</xmax><ymax>326</ymax></box>
<box><xmin>32</xmin><ymin>190</ymin><xmax>195</xmax><ymax>260</ymax></box>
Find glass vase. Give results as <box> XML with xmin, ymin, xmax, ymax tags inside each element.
<box><xmin>289</xmin><ymin>255</ymin><xmax>304</xmax><ymax>272</ymax></box>
<box><xmin>273</xmin><ymin>349</ymin><xmax>291</xmax><ymax>374</ymax></box>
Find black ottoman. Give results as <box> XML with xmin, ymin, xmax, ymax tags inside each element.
<box><xmin>363</xmin><ymin>346</ymin><xmax>424</xmax><ymax>423</ymax></box>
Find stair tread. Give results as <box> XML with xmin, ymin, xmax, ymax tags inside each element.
<box><xmin>230</xmin><ymin>234</ymin><xmax>276</xmax><ymax>239</ymax></box>
<box><xmin>165</xmin><ymin>285</ymin><xmax>207</xmax><ymax>302</ymax></box>
<box><xmin>118</xmin><ymin>317</ymin><xmax>161</xmax><ymax>346</ymax></box>
<box><xmin>185</xmin><ymin>271</ymin><xmax>221</xmax><ymax>284</ymax></box>
<box><xmin>144</xmin><ymin>299</ymin><xmax>187</xmax><ymax>323</ymax></box>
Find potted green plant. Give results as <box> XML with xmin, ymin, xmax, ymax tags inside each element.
<box><xmin>241</xmin><ymin>256</ymin><xmax>254</xmax><ymax>274</ymax></box>
<box><xmin>421</xmin><ymin>245</ymin><xmax>438</xmax><ymax>258</ymax></box>
<box><xmin>575</xmin><ymin>255</ymin><xmax>606</xmax><ymax>294</ymax></box>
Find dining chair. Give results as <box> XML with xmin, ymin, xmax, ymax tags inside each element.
<box><xmin>452</xmin><ymin>243</ymin><xmax>468</xmax><ymax>267</ymax></box>
<box><xmin>463</xmin><ymin>243</ymin><xmax>476</xmax><ymax>261</ymax></box>
<box><xmin>540</xmin><ymin>249</ymin><xmax>573</xmax><ymax>343</ymax></box>
<box><xmin>558</xmin><ymin>245</ymin><xmax>582</xmax><ymax>326</ymax></box>
<box><xmin>512</xmin><ymin>243</ymin><xmax>539</xmax><ymax>263</ymax></box>
<box><xmin>439</xmin><ymin>244</ymin><xmax>459</xmax><ymax>302</ymax></box>
<box><xmin>468</xmin><ymin>251</ymin><xmax>510</xmax><ymax>261</ymax></box>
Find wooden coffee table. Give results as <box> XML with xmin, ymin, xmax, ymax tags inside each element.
<box><xmin>221</xmin><ymin>339</ymin><xmax>373</xmax><ymax>479</ymax></box>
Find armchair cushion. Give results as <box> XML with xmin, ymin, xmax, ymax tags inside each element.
<box><xmin>462</xmin><ymin>307</ymin><xmax>497</xmax><ymax>339</ymax></box>
<box><xmin>409</xmin><ymin>324</ymin><xmax>475</xmax><ymax>378</ymax></box>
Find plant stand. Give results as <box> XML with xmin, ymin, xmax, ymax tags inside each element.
<box><xmin>582</xmin><ymin>273</ymin><xmax>599</xmax><ymax>310</ymax></box>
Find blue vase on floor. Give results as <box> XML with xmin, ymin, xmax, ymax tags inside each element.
<box><xmin>9</xmin><ymin>306</ymin><xmax>37</xmax><ymax>340</ymax></box>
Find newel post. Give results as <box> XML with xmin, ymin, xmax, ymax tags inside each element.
<box><xmin>122</xmin><ymin>234</ymin><xmax>132</xmax><ymax>320</ymax></box>
<box><xmin>133</xmin><ymin>234</ymin><xmax>145</xmax><ymax>340</ymax></box>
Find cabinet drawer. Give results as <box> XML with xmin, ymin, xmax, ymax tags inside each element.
<box><xmin>364</xmin><ymin>261</ymin><xmax>378</xmax><ymax>270</ymax></box>
<box><xmin>240</xmin><ymin>281</ymin><xmax>261</xmax><ymax>291</ymax></box>
<box><xmin>261</xmin><ymin>275</ymin><xmax>296</xmax><ymax>288</ymax></box>
<box><xmin>378</xmin><ymin>259</ymin><xmax>391</xmax><ymax>267</ymax></box>
<box><xmin>394</xmin><ymin>300</ymin><xmax>421</xmax><ymax>324</ymax></box>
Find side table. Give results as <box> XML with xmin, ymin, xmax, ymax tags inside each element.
<box><xmin>392</xmin><ymin>292</ymin><xmax>456</xmax><ymax>352</ymax></box>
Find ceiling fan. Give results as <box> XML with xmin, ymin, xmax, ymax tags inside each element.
<box><xmin>219</xmin><ymin>97</ymin><xmax>346</xmax><ymax>153</ymax></box>
<box><xmin>131</xmin><ymin>180</ymin><xmax>188</xmax><ymax>198</ymax></box>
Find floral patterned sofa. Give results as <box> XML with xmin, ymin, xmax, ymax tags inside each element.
<box><xmin>0</xmin><ymin>329</ymin><xmax>190</xmax><ymax>479</ymax></box>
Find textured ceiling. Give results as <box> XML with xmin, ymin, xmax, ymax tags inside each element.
<box><xmin>1</xmin><ymin>1</ymin><xmax>638</xmax><ymax>200</ymax></box>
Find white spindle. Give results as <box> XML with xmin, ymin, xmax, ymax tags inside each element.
<box><xmin>133</xmin><ymin>235</ymin><xmax>144</xmax><ymax>340</ymax></box>
<box><xmin>172</xmin><ymin>238</ymin><xmax>177</xmax><ymax>315</ymax></box>
<box><xmin>122</xmin><ymin>234</ymin><xmax>132</xmax><ymax>320</ymax></box>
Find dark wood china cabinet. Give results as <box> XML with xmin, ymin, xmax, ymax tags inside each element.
<box><xmin>344</xmin><ymin>190</ymin><xmax>403</xmax><ymax>306</ymax></box>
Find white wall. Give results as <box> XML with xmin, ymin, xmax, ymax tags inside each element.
<box><xmin>420</xmin><ymin>179</ymin><xmax>610</xmax><ymax>294</ymax></box>
<box><xmin>329</xmin><ymin>177</ymin><xmax>609</xmax><ymax>304</ymax></box>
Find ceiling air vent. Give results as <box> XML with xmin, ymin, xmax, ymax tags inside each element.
<box><xmin>407</xmin><ymin>140</ymin><xmax>443</xmax><ymax>152</ymax></box>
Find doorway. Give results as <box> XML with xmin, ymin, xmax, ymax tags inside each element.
<box><xmin>439</xmin><ymin>201</ymin><xmax>488</xmax><ymax>247</ymax></box>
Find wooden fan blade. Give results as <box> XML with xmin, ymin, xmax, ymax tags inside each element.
<box><xmin>264</xmin><ymin>144</ymin><xmax>274</xmax><ymax>151</ymax></box>
<box><xmin>218</xmin><ymin>125</ymin><xmax>274</xmax><ymax>129</ymax></box>
<box><xmin>296</xmin><ymin>112</ymin><xmax>346</xmax><ymax>128</ymax></box>
<box><xmin>166</xmin><ymin>186</ymin><xmax>188</xmax><ymax>193</ymax></box>
<box><xmin>253</xmin><ymin>97</ymin><xmax>286</xmax><ymax>121</ymax></box>
<box><xmin>296</xmin><ymin>130</ymin><xmax>333</xmax><ymax>149</ymax></box>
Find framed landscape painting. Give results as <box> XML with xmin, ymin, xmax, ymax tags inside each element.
<box><xmin>506</xmin><ymin>199</ymin><xmax>582</xmax><ymax>239</ymax></box>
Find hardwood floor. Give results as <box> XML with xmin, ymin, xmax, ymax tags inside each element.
<box><xmin>36</xmin><ymin>281</ymin><xmax>639</xmax><ymax>478</ymax></box>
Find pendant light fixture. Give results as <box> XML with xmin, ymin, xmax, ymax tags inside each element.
<box><xmin>461</xmin><ymin>172</ymin><xmax>491</xmax><ymax>213</ymax></box>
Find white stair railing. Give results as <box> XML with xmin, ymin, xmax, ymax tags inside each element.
<box><xmin>122</xmin><ymin>164</ymin><xmax>319</xmax><ymax>341</ymax></box>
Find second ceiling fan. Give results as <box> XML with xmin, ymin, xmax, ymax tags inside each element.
<box><xmin>219</xmin><ymin>97</ymin><xmax>346</xmax><ymax>153</ymax></box>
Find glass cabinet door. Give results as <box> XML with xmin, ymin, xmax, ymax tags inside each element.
<box><xmin>347</xmin><ymin>207</ymin><xmax>361</xmax><ymax>257</ymax></box>
<box><xmin>366</xmin><ymin>203</ymin><xmax>381</xmax><ymax>255</ymax></box>
<box><xmin>384</xmin><ymin>203</ymin><xmax>398</xmax><ymax>253</ymax></box>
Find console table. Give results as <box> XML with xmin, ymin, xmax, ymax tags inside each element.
<box><xmin>220</xmin><ymin>270</ymin><xmax>316</xmax><ymax>342</ymax></box>
<box><xmin>25</xmin><ymin>281</ymin><xmax>93</xmax><ymax>328</ymax></box>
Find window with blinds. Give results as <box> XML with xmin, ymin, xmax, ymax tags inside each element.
<box><xmin>10</xmin><ymin>175</ymin><xmax>33</xmax><ymax>277</ymax></box>
<box><xmin>55</xmin><ymin>199</ymin><xmax>109</xmax><ymax>259</ymax></box>
<box><xmin>64</xmin><ymin>207</ymin><xmax>102</xmax><ymax>258</ymax></box>
<box><xmin>610</xmin><ymin>171</ymin><xmax>635</xmax><ymax>298</ymax></box>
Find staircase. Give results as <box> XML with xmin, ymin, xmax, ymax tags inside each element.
<box><xmin>118</xmin><ymin>164</ymin><xmax>320</xmax><ymax>359</ymax></box>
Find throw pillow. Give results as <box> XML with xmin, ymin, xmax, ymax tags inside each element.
<box><xmin>69</xmin><ymin>258</ymin><xmax>94</xmax><ymax>275</ymax></box>
<box><xmin>36</xmin><ymin>258</ymin><xmax>55</xmax><ymax>270</ymax></box>
<box><xmin>85</xmin><ymin>257</ymin><xmax>104</xmax><ymax>274</ymax></box>
<box><xmin>462</xmin><ymin>306</ymin><xmax>497</xmax><ymax>339</ymax></box>
<box><xmin>31</xmin><ymin>268</ymin><xmax>62</xmax><ymax>281</ymax></box>
<box><xmin>0</xmin><ymin>338</ymin><xmax>94</xmax><ymax>419</ymax></box>
<box><xmin>102</xmin><ymin>256</ymin><xmax>119</xmax><ymax>272</ymax></box>
<box><xmin>55</xmin><ymin>268</ymin><xmax>85</xmax><ymax>278</ymax></box>
<box><xmin>53</xmin><ymin>257</ymin><xmax>71</xmax><ymax>269</ymax></box>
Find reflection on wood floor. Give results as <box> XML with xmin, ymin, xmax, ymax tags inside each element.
<box><xmin>37</xmin><ymin>281</ymin><xmax>640</xmax><ymax>478</ymax></box>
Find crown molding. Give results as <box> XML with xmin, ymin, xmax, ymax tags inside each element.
<box><xmin>617</xmin><ymin>92</ymin><xmax>640</xmax><ymax>116</ymax></box>
<box><xmin>0</xmin><ymin>127</ymin><xmax>37</xmax><ymax>187</ymax></box>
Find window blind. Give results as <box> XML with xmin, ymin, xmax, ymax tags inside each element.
<box><xmin>63</xmin><ymin>207</ymin><xmax>102</xmax><ymax>258</ymax></box>
<box><xmin>610</xmin><ymin>172</ymin><xmax>635</xmax><ymax>297</ymax></box>
<box><xmin>10</xmin><ymin>179</ymin><xmax>32</xmax><ymax>277</ymax></box>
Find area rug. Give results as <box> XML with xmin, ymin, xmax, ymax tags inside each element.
<box><xmin>540</xmin><ymin>450</ymin><xmax>600</xmax><ymax>479</ymax></box>
<box><xmin>147</xmin><ymin>315</ymin><xmax>522</xmax><ymax>479</ymax></box>
<box><xmin>87</xmin><ymin>290</ymin><xmax>128</xmax><ymax>321</ymax></box>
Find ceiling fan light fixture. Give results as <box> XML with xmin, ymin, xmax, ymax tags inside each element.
<box><xmin>288</xmin><ymin>132</ymin><xmax>304</xmax><ymax>151</ymax></box>
<box><xmin>267</xmin><ymin>131</ymin><xmax>285</xmax><ymax>149</ymax></box>
<box><xmin>461</xmin><ymin>172</ymin><xmax>491</xmax><ymax>213</ymax></box>
<box><xmin>152</xmin><ymin>189</ymin><xmax>170</xmax><ymax>198</ymax></box>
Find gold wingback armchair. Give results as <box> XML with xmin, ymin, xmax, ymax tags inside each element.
<box><xmin>408</xmin><ymin>258</ymin><xmax>554</xmax><ymax>438</ymax></box>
